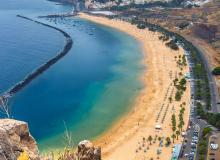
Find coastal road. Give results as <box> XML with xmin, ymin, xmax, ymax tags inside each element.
<box><xmin>184</xmin><ymin>36</ymin><xmax>220</xmax><ymax>113</ymax></box>
<box><xmin>195</xmin><ymin>119</ymin><xmax>208</xmax><ymax>160</ymax></box>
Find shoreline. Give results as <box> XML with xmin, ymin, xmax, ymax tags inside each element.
<box><xmin>79</xmin><ymin>13</ymin><xmax>191</xmax><ymax>160</ymax></box>
<box><xmin>4</xmin><ymin>15</ymin><xmax>73</xmax><ymax>96</ymax></box>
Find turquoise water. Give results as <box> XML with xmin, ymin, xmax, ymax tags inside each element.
<box><xmin>0</xmin><ymin>0</ymin><xmax>144</xmax><ymax>152</ymax></box>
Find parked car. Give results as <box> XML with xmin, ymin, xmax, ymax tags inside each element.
<box><xmin>191</xmin><ymin>142</ymin><xmax>196</xmax><ymax>146</ymax></box>
<box><xmin>192</xmin><ymin>139</ymin><xmax>198</xmax><ymax>143</ymax></box>
<box><xmin>192</xmin><ymin>137</ymin><xmax>198</xmax><ymax>141</ymax></box>
<box><xmin>184</xmin><ymin>153</ymin><xmax>189</xmax><ymax>157</ymax></box>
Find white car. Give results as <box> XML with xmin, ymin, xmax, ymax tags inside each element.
<box><xmin>210</xmin><ymin>143</ymin><xmax>219</xmax><ymax>150</ymax></box>
<box><xmin>191</xmin><ymin>142</ymin><xmax>196</xmax><ymax>146</ymax></box>
<box><xmin>184</xmin><ymin>153</ymin><xmax>189</xmax><ymax>157</ymax></box>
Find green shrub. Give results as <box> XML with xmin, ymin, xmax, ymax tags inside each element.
<box><xmin>165</xmin><ymin>40</ymin><xmax>179</xmax><ymax>50</ymax></box>
<box><xmin>175</xmin><ymin>91</ymin><xmax>181</xmax><ymax>101</ymax></box>
<box><xmin>212</xmin><ymin>67</ymin><xmax>220</xmax><ymax>75</ymax></box>
<box><xmin>202</xmin><ymin>127</ymin><xmax>212</xmax><ymax>137</ymax></box>
<box><xmin>159</xmin><ymin>35</ymin><xmax>169</xmax><ymax>42</ymax></box>
<box><xmin>137</xmin><ymin>23</ymin><xmax>146</xmax><ymax>29</ymax></box>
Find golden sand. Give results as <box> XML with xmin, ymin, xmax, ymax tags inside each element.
<box><xmin>79</xmin><ymin>13</ymin><xmax>191</xmax><ymax>160</ymax></box>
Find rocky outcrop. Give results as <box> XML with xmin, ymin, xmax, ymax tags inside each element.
<box><xmin>0</xmin><ymin>119</ymin><xmax>101</xmax><ymax>160</ymax></box>
<box><xmin>76</xmin><ymin>140</ymin><xmax>101</xmax><ymax>160</ymax></box>
<box><xmin>0</xmin><ymin>119</ymin><xmax>39</xmax><ymax>160</ymax></box>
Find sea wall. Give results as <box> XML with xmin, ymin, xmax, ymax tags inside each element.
<box><xmin>6</xmin><ymin>15</ymin><xmax>73</xmax><ymax>95</ymax></box>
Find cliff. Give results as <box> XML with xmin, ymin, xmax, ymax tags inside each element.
<box><xmin>0</xmin><ymin>119</ymin><xmax>39</xmax><ymax>160</ymax></box>
<box><xmin>0</xmin><ymin>119</ymin><xmax>101</xmax><ymax>160</ymax></box>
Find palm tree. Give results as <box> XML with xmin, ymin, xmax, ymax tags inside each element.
<box><xmin>172</xmin><ymin>126</ymin><xmax>176</xmax><ymax>132</ymax></box>
<box><xmin>179</xmin><ymin>120</ymin><xmax>184</xmax><ymax>132</ymax></box>
<box><xmin>171</xmin><ymin>134</ymin><xmax>176</xmax><ymax>143</ymax></box>
<box><xmin>158</xmin><ymin>137</ymin><xmax>161</xmax><ymax>142</ymax></box>
<box><xmin>165</xmin><ymin>137</ymin><xmax>171</xmax><ymax>146</ymax></box>
<box><xmin>148</xmin><ymin>135</ymin><xmax>153</xmax><ymax>145</ymax></box>
<box><xmin>158</xmin><ymin>137</ymin><xmax>162</xmax><ymax>146</ymax></box>
<box><xmin>172</xmin><ymin>114</ymin><xmax>176</xmax><ymax>132</ymax></box>
<box><xmin>169</xmin><ymin>97</ymin><xmax>172</xmax><ymax>103</ymax></box>
<box><xmin>178</xmin><ymin>123</ymin><xmax>181</xmax><ymax>131</ymax></box>
<box><xmin>176</xmin><ymin>130</ymin><xmax>180</xmax><ymax>140</ymax></box>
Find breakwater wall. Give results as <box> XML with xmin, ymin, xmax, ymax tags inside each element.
<box><xmin>6</xmin><ymin>15</ymin><xmax>73</xmax><ymax>95</ymax></box>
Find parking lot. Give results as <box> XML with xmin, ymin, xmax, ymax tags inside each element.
<box><xmin>179</xmin><ymin>120</ymin><xmax>200</xmax><ymax>160</ymax></box>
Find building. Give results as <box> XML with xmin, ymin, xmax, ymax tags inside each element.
<box><xmin>171</xmin><ymin>144</ymin><xmax>182</xmax><ymax>160</ymax></box>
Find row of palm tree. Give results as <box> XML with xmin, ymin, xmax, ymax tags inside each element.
<box><xmin>178</xmin><ymin>107</ymin><xmax>185</xmax><ymax>132</ymax></box>
<box><xmin>170</xmin><ymin>106</ymin><xmax>184</xmax><ymax>143</ymax></box>
<box><xmin>171</xmin><ymin>114</ymin><xmax>176</xmax><ymax>132</ymax></box>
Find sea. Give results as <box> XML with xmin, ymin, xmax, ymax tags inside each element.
<box><xmin>0</xmin><ymin>0</ymin><xmax>145</xmax><ymax>152</ymax></box>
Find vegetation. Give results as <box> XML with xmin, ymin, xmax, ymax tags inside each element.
<box><xmin>58</xmin><ymin>148</ymin><xmax>75</xmax><ymax>160</ymax></box>
<box><xmin>165</xmin><ymin>137</ymin><xmax>171</xmax><ymax>146</ymax></box>
<box><xmin>202</xmin><ymin>127</ymin><xmax>212</xmax><ymax>137</ymax></box>
<box><xmin>176</xmin><ymin>130</ymin><xmax>180</xmax><ymax>140</ymax></box>
<box><xmin>169</xmin><ymin>97</ymin><xmax>172</xmax><ymax>103</ymax></box>
<box><xmin>176</xmin><ymin>55</ymin><xmax>187</xmax><ymax>67</ymax></box>
<box><xmin>165</xmin><ymin>40</ymin><xmax>179</xmax><ymax>50</ymax></box>
<box><xmin>159</xmin><ymin>34</ymin><xmax>169</xmax><ymax>42</ymax></box>
<box><xmin>178</xmin><ymin>107</ymin><xmax>185</xmax><ymax>132</ymax></box>
<box><xmin>174</xmin><ymin>77</ymin><xmax>187</xmax><ymax>101</ymax></box>
<box><xmin>0</xmin><ymin>96</ymin><xmax>10</xmax><ymax>118</ymax></box>
<box><xmin>148</xmin><ymin>135</ymin><xmax>153</xmax><ymax>145</ymax></box>
<box><xmin>137</xmin><ymin>23</ymin><xmax>146</xmax><ymax>29</ymax></box>
<box><xmin>171</xmin><ymin>133</ymin><xmax>176</xmax><ymax>143</ymax></box>
<box><xmin>158</xmin><ymin>136</ymin><xmax>161</xmax><ymax>143</ymax></box>
<box><xmin>212</xmin><ymin>66</ymin><xmax>220</xmax><ymax>75</ymax></box>
<box><xmin>171</xmin><ymin>114</ymin><xmax>176</xmax><ymax>132</ymax></box>
<box><xmin>56</xmin><ymin>122</ymin><xmax>76</xmax><ymax>160</ymax></box>
<box><xmin>197</xmin><ymin>127</ymin><xmax>212</xmax><ymax>159</ymax></box>
<box><xmin>197</xmin><ymin>102</ymin><xmax>220</xmax><ymax>129</ymax></box>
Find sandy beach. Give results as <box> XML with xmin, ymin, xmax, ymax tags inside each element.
<box><xmin>79</xmin><ymin>13</ymin><xmax>191</xmax><ymax>160</ymax></box>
